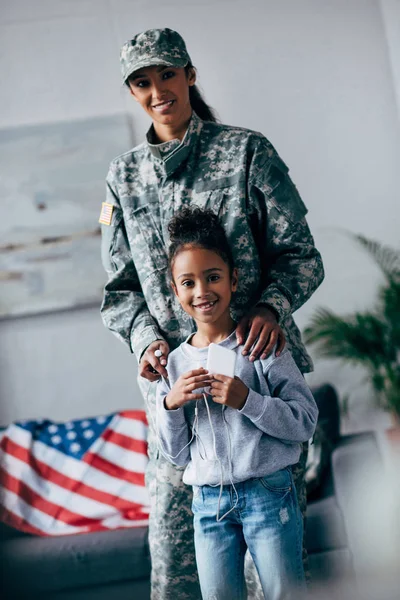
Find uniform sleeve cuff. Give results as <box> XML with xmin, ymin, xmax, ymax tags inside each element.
<box><xmin>131</xmin><ymin>325</ymin><xmax>164</xmax><ymax>362</ymax></box>
<box><xmin>239</xmin><ymin>389</ymin><xmax>267</xmax><ymax>422</ymax></box>
<box><xmin>257</xmin><ymin>286</ymin><xmax>292</xmax><ymax>323</ymax></box>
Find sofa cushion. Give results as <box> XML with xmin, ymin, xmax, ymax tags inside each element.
<box><xmin>306</xmin><ymin>496</ymin><xmax>348</xmax><ymax>554</ymax></box>
<box><xmin>1</xmin><ymin>526</ymin><xmax>150</xmax><ymax>595</ymax></box>
<box><xmin>308</xmin><ymin>548</ymin><xmax>353</xmax><ymax>583</ymax></box>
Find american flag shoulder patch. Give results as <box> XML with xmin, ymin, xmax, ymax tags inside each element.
<box><xmin>99</xmin><ymin>202</ymin><xmax>114</xmax><ymax>226</ymax></box>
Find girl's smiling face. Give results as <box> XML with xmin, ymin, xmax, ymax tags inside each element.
<box><xmin>128</xmin><ymin>65</ymin><xmax>196</xmax><ymax>131</ymax></box>
<box><xmin>171</xmin><ymin>246</ymin><xmax>238</xmax><ymax>328</ymax></box>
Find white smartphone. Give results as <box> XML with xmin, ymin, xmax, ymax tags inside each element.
<box><xmin>206</xmin><ymin>343</ymin><xmax>236</xmax><ymax>378</ymax></box>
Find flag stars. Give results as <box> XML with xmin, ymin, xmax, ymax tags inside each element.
<box><xmin>48</xmin><ymin>425</ymin><xmax>58</xmax><ymax>434</ymax></box>
<box><xmin>65</xmin><ymin>422</ymin><xmax>74</xmax><ymax>430</ymax></box>
<box><xmin>81</xmin><ymin>420</ymin><xmax>91</xmax><ymax>429</ymax></box>
<box><xmin>83</xmin><ymin>430</ymin><xmax>94</xmax><ymax>439</ymax></box>
<box><xmin>70</xmin><ymin>443</ymin><xmax>81</xmax><ymax>453</ymax></box>
<box><xmin>51</xmin><ymin>435</ymin><xmax>62</xmax><ymax>445</ymax></box>
<box><xmin>66</xmin><ymin>431</ymin><xmax>77</xmax><ymax>440</ymax></box>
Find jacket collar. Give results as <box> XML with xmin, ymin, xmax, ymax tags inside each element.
<box><xmin>146</xmin><ymin>111</ymin><xmax>203</xmax><ymax>177</ymax></box>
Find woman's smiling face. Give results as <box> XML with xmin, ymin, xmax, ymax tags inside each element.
<box><xmin>128</xmin><ymin>65</ymin><xmax>196</xmax><ymax>129</ymax></box>
<box><xmin>171</xmin><ymin>246</ymin><xmax>238</xmax><ymax>327</ymax></box>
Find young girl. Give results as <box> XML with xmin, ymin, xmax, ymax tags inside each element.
<box><xmin>155</xmin><ymin>206</ymin><xmax>318</xmax><ymax>600</ymax></box>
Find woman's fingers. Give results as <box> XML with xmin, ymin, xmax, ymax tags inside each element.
<box><xmin>241</xmin><ymin>320</ymin><xmax>261</xmax><ymax>356</ymax></box>
<box><xmin>248</xmin><ymin>326</ymin><xmax>272</xmax><ymax>361</ymax></box>
<box><xmin>148</xmin><ymin>357</ymin><xmax>168</xmax><ymax>379</ymax></box>
<box><xmin>275</xmin><ymin>329</ymin><xmax>286</xmax><ymax>356</ymax></box>
<box><xmin>139</xmin><ymin>341</ymin><xmax>170</xmax><ymax>379</ymax></box>
<box><xmin>259</xmin><ymin>330</ymin><xmax>277</xmax><ymax>360</ymax></box>
<box><xmin>151</xmin><ymin>342</ymin><xmax>169</xmax><ymax>376</ymax></box>
<box><xmin>240</xmin><ymin>317</ymin><xmax>285</xmax><ymax>362</ymax></box>
<box><xmin>235</xmin><ymin>315</ymin><xmax>250</xmax><ymax>346</ymax></box>
<box><xmin>139</xmin><ymin>362</ymin><xmax>161</xmax><ymax>381</ymax></box>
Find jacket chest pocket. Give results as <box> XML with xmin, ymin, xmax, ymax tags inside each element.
<box><xmin>191</xmin><ymin>182</ymin><xmax>231</xmax><ymax>217</ymax></box>
<box><xmin>125</xmin><ymin>204</ymin><xmax>168</xmax><ymax>282</ymax></box>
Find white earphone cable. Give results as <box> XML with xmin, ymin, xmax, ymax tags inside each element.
<box><xmin>202</xmin><ymin>393</ymin><xmax>239</xmax><ymax>521</ymax></box>
<box><xmin>145</xmin><ymin>380</ymin><xmax>239</xmax><ymax>521</ymax></box>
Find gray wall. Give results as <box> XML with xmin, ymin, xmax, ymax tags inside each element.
<box><xmin>1</xmin><ymin>0</ymin><xmax>399</xmax><ymax>430</ymax></box>
<box><xmin>0</xmin><ymin>305</ymin><xmax>143</xmax><ymax>424</ymax></box>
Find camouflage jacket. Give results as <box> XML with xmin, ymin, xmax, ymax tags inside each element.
<box><xmin>100</xmin><ymin>112</ymin><xmax>324</xmax><ymax>372</ymax></box>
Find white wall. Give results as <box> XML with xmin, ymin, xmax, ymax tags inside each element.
<box><xmin>1</xmin><ymin>0</ymin><xmax>399</xmax><ymax>430</ymax></box>
<box><xmin>381</xmin><ymin>0</ymin><xmax>400</xmax><ymax>120</ymax></box>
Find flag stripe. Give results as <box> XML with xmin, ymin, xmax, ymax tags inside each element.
<box><xmin>1</xmin><ymin>492</ymin><xmax>149</xmax><ymax>536</ymax></box>
<box><xmin>89</xmin><ymin>434</ymin><xmax>148</xmax><ymax>473</ymax></box>
<box><xmin>1</xmin><ymin>468</ymin><xmax>148</xmax><ymax>532</ymax></box>
<box><xmin>83</xmin><ymin>453</ymin><xmax>145</xmax><ymax>486</ymax></box>
<box><xmin>1</xmin><ymin>467</ymin><xmax>105</xmax><ymax>528</ymax></box>
<box><xmin>110</xmin><ymin>416</ymin><xmax>149</xmax><ymax>443</ymax></box>
<box><xmin>1</xmin><ymin>487</ymin><xmax>85</xmax><ymax>535</ymax></box>
<box><xmin>119</xmin><ymin>410</ymin><xmax>148</xmax><ymax>425</ymax></box>
<box><xmin>102</xmin><ymin>429</ymin><xmax>148</xmax><ymax>455</ymax></box>
<box><xmin>1</xmin><ymin>505</ymin><xmax>52</xmax><ymax>537</ymax></box>
<box><xmin>1</xmin><ymin>452</ymin><xmax>144</xmax><ymax>523</ymax></box>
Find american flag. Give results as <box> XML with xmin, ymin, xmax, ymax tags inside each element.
<box><xmin>0</xmin><ymin>410</ymin><xmax>150</xmax><ymax>536</ymax></box>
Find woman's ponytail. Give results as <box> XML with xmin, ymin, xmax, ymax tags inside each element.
<box><xmin>186</xmin><ymin>64</ymin><xmax>219</xmax><ymax>123</ymax></box>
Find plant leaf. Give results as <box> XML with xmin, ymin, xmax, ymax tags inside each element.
<box><xmin>303</xmin><ymin>307</ymin><xmax>391</xmax><ymax>363</ymax></box>
<box><xmin>352</xmin><ymin>234</ymin><xmax>400</xmax><ymax>282</ymax></box>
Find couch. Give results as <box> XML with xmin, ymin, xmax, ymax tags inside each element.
<box><xmin>0</xmin><ymin>385</ymin><xmax>383</xmax><ymax>599</ymax></box>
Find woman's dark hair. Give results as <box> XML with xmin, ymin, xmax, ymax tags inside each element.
<box><xmin>168</xmin><ymin>206</ymin><xmax>234</xmax><ymax>278</ymax></box>
<box><xmin>185</xmin><ymin>64</ymin><xmax>218</xmax><ymax>123</ymax></box>
<box><xmin>125</xmin><ymin>63</ymin><xmax>218</xmax><ymax>123</ymax></box>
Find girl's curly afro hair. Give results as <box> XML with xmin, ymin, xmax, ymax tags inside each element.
<box><xmin>168</xmin><ymin>206</ymin><xmax>235</xmax><ymax>276</ymax></box>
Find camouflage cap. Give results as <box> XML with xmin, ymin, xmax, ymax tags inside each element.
<box><xmin>120</xmin><ymin>28</ymin><xmax>192</xmax><ymax>84</ymax></box>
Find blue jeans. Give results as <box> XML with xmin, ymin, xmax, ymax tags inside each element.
<box><xmin>192</xmin><ymin>468</ymin><xmax>306</xmax><ymax>600</ymax></box>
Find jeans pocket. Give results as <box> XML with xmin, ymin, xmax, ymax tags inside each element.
<box><xmin>259</xmin><ymin>467</ymin><xmax>293</xmax><ymax>493</ymax></box>
<box><xmin>191</xmin><ymin>485</ymin><xmax>203</xmax><ymax>512</ymax></box>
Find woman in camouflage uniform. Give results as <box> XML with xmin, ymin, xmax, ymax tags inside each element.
<box><xmin>100</xmin><ymin>28</ymin><xmax>324</xmax><ymax>600</ymax></box>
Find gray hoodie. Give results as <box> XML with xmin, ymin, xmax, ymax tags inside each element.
<box><xmin>156</xmin><ymin>332</ymin><xmax>318</xmax><ymax>486</ymax></box>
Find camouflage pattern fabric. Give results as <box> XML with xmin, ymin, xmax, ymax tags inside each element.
<box><xmin>294</xmin><ymin>442</ymin><xmax>311</xmax><ymax>584</ymax></box>
<box><xmin>120</xmin><ymin>28</ymin><xmax>191</xmax><ymax>84</ymax></box>
<box><xmin>100</xmin><ymin>111</ymin><xmax>324</xmax><ymax>371</ymax></box>
<box><xmin>101</xmin><ymin>111</ymin><xmax>324</xmax><ymax>598</ymax></box>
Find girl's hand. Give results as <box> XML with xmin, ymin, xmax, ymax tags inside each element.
<box><xmin>236</xmin><ymin>305</ymin><xmax>285</xmax><ymax>361</ymax></box>
<box><xmin>209</xmin><ymin>375</ymin><xmax>249</xmax><ymax>410</ymax></box>
<box><xmin>165</xmin><ymin>369</ymin><xmax>212</xmax><ymax>411</ymax></box>
<box><xmin>139</xmin><ymin>340</ymin><xmax>170</xmax><ymax>381</ymax></box>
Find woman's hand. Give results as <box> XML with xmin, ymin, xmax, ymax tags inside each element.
<box><xmin>165</xmin><ymin>369</ymin><xmax>212</xmax><ymax>410</ymax></box>
<box><xmin>236</xmin><ymin>305</ymin><xmax>285</xmax><ymax>361</ymax></box>
<box><xmin>209</xmin><ymin>375</ymin><xmax>249</xmax><ymax>410</ymax></box>
<box><xmin>139</xmin><ymin>340</ymin><xmax>170</xmax><ymax>381</ymax></box>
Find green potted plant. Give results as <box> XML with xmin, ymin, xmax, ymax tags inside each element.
<box><xmin>304</xmin><ymin>234</ymin><xmax>400</xmax><ymax>424</ymax></box>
